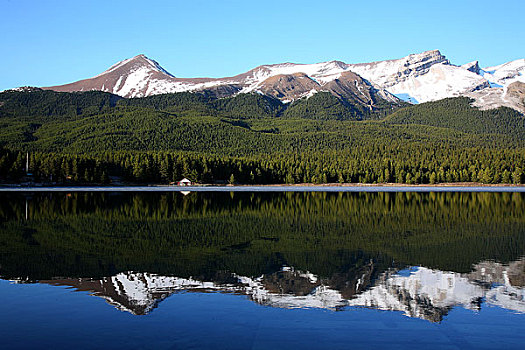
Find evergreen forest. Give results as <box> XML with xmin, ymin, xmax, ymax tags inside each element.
<box><xmin>0</xmin><ymin>89</ymin><xmax>524</xmax><ymax>184</ymax></box>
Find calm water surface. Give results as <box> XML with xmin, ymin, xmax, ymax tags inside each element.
<box><xmin>1</xmin><ymin>191</ymin><xmax>524</xmax><ymax>349</ymax></box>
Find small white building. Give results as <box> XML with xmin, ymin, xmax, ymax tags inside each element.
<box><xmin>177</xmin><ymin>178</ymin><xmax>192</xmax><ymax>186</ymax></box>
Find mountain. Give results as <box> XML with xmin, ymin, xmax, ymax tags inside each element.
<box><xmin>347</xmin><ymin>50</ymin><xmax>490</xmax><ymax>104</ymax></box>
<box><xmin>46</xmin><ymin>55</ymin><xmax>178</xmax><ymax>97</ymax></box>
<box><xmin>42</xmin><ymin>55</ymin><xmax>360</xmax><ymax>100</ymax></box>
<box><xmin>344</xmin><ymin>51</ymin><xmax>524</xmax><ymax>113</ymax></box>
<box><xmin>38</xmin><ymin>50</ymin><xmax>525</xmax><ymax>113</ymax></box>
<box><xmin>43</xmin><ymin>55</ymin><xmax>403</xmax><ymax>113</ymax></box>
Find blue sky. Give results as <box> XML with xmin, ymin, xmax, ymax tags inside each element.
<box><xmin>1</xmin><ymin>0</ymin><xmax>523</xmax><ymax>91</ymax></box>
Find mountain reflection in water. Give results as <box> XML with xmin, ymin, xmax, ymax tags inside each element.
<box><xmin>1</xmin><ymin>191</ymin><xmax>525</xmax><ymax>323</ymax></box>
<box><xmin>10</xmin><ymin>258</ymin><xmax>522</xmax><ymax>323</ymax></box>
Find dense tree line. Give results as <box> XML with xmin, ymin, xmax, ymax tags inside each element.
<box><xmin>1</xmin><ymin>145</ymin><xmax>524</xmax><ymax>184</ymax></box>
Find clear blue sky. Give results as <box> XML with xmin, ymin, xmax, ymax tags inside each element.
<box><xmin>1</xmin><ymin>0</ymin><xmax>523</xmax><ymax>91</ymax></box>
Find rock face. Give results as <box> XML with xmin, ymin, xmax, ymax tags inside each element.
<box><xmin>468</xmin><ymin>81</ymin><xmax>525</xmax><ymax>113</ymax></box>
<box><xmin>257</xmin><ymin>73</ymin><xmax>320</xmax><ymax>101</ymax></box>
<box><xmin>462</xmin><ymin>61</ymin><xmax>481</xmax><ymax>75</ymax></box>
<box><xmin>506</xmin><ymin>81</ymin><xmax>525</xmax><ymax>112</ymax></box>
<box><xmin>37</xmin><ymin>50</ymin><xmax>525</xmax><ymax>113</ymax></box>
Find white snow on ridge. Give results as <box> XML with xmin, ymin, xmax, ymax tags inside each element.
<box><xmin>461</xmin><ymin>61</ymin><xmax>479</xmax><ymax>72</ymax></box>
<box><xmin>112</xmin><ymin>76</ymin><xmax>123</xmax><ymax>94</ymax></box>
<box><xmin>303</xmin><ymin>89</ymin><xmax>319</xmax><ymax>99</ymax></box>
<box><xmin>240</xmin><ymin>61</ymin><xmax>350</xmax><ymax>93</ymax></box>
<box><xmin>112</xmin><ymin>66</ymin><xmax>153</xmax><ymax>98</ymax></box>
<box><xmin>96</xmin><ymin>54</ymin><xmax>174</xmax><ymax>79</ymax></box>
<box><xmin>344</xmin><ymin>49</ymin><xmax>494</xmax><ymax>104</ymax></box>
<box><xmin>95</xmin><ymin>57</ymin><xmax>135</xmax><ymax>78</ymax></box>
<box><xmin>111</xmin><ymin>65</ymin><xmax>237</xmax><ymax>97</ymax></box>
<box><xmin>482</xmin><ymin>59</ymin><xmax>525</xmax><ymax>87</ymax></box>
<box><xmin>143</xmin><ymin>78</ymin><xmax>237</xmax><ymax>96</ymax></box>
<box><xmin>262</xmin><ymin>61</ymin><xmax>348</xmax><ymax>83</ymax></box>
<box><xmin>141</xmin><ymin>55</ymin><xmax>175</xmax><ymax>77</ymax></box>
<box><xmin>347</xmin><ymin>50</ymin><xmax>448</xmax><ymax>88</ymax></box>
<box><xmin>385</xmin><ymin>63</ymin><xmax>490</xmax><ymax>103</ymax></box>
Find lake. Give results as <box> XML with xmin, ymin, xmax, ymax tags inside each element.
<box><xmin>1</xmin><ymin>191</ymin><xmax>524</xmax><ymax>349</ymax></box>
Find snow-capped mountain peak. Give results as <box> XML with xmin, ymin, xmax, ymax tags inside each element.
<box><xmin>99</xmin><ymin>54</ymin><xmax>175</xmax><ymax>78</ymax></box>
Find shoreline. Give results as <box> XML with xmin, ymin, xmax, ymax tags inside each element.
<box><xmin>1</xmin><ymin>183</ymin><xmax>524</xmax><ymax>192</ymax></box>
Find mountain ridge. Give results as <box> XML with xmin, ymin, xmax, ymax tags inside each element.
<box><xmin>34</xmin><ymin>50</ymin><xmax>524</xmax><ymax>114</ymax></box>
<box><xmin>2</xmin><ymin>50</ymin><xmax>522</xmax><ymax>114</ymax></box>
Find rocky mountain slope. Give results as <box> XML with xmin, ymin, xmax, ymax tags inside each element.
<box><xmin>38</xmin><ymin>50</ymin><xmax>525</xmax><ymax>113</ymax></box>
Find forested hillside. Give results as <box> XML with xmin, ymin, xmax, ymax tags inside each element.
<box><xmin>0</xmin><ymin>89</ymin><xmax>524</xmax><ymax>184</ymax></box>
<box><xmin>386</xmin><ymin>97</ymin><xmax>525</xmax><ymax>137</ymax></box>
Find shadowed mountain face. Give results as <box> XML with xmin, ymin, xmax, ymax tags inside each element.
<box><xmin>1</xmin><ymin>191</ymin><xmax>525</xmax><ymax>321</ymax></box>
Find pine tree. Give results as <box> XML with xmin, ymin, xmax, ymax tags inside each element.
<box><xmin>502</xmin><ymin>169</ymin><xmax>511</xmax><ymax>184</ymax></box>
<box><xmin>429</xmin><ymin>172</ymin><xmax>437</xmax><ymax>184</ymax></box>
<box><xmin>512</xmin><ymin>167</ymin><xmax>523</xmax><ymax>184</ymax></box>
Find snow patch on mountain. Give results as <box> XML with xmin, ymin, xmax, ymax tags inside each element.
<box><xmin>113</xmin><ymin>66</ymin><xmax>153</xmax><ymax>98</ymax></box>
